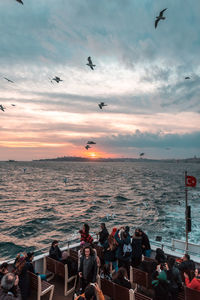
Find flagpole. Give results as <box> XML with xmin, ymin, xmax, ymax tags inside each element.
<box><xmin>185</xmin><ymin>171</ymin><xmax>188</xmax><ymax>253</ymax></box>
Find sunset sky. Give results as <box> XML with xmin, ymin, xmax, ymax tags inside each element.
<box><xmin>0</xmin><ymin>0</ymin><xmax>200</xmax><ymax>160</ymax></box>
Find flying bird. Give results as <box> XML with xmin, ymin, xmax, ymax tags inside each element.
<box><xmin>11</xmin><ymin>104</ymin><xmax>16</xmax><ymax>106</ymax></box>
<box><xmin>85</xmin><ymin>145</ymin><xmax>91</xmax><ymax>150</ymax></box>
<box><xmin>185</xmin><ymin>77</ymin><xmax>190</xmax><ymax>80</ymax></box>
<box><xmin>51</xmin><ymin>76</ymin><xmax>63</xmax><ymax>83</ymax></box>
<box><xmin>86</xmin><ymin>57</ymin><xmax>96</xmax><ymax>70</ymax></box>
<box><xmin>98</xmin><ymin>102</ymin><xmax>107</xmax><ymax>109</ymax></box>
<box><xmin>0</xmin><ymin>105</ymin><xmax>5</xmax><ymax>112</ymax></box>
<box><xmin>87</xmin><ymin>141</ymin><xmax>96</xmax><ymax>145</ymax></box>
<box><xmin>140</xmin><ymin>152</ymin><xmax>145</xmax><ymax>157</ymax></box>
<box><xmin>155</xmin><ymin>8</ymin><xmax>167</xmax><ymax>28</ymax></box>
<box><xmin>4</xmin><ymin>77</ymin><xmax>14</xmax><ymax>83</ymax></box>
<box><xmin>16</xmin><ymin>0</ymin><xmax>24</xmax><ymax>4</ymax></box>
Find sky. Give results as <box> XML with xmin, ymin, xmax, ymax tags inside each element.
<box><xmin>0</xmin><ymin>0</ymin><xmax>200</xmax><ymax>160</ymax></box>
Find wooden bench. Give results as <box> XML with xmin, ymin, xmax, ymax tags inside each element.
<box><xmin>185</xmin><ymin>286</ymin><xmax>200</xmax><ymax>300</ymax></box>
<box><xmin>130</xmin><ymin>266</ymin><xmax>152</xmax><ymax>289</ymax></box>
<box><xmin>133</xmin><ymin>290</ymin><xmax>153</xmax><ymax>300</ymax></box>
<box><xmin>28</xmin><ymin>271</ymin><xmax>54</xmax><ymax>300</ymax></box>
<box><xmin>45</xmin><ymin>256</ymin><xmax>77</xmax><ymax>296</ymax></box>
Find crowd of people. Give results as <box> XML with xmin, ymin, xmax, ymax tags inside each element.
<box><xmin>0</xmin><ymin>222</ymin><xmax>200</xmax><ymax>300</ymax></box>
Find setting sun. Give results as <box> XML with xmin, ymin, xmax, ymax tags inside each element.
<box><xmin>89</xmin><ymin>152</ymin><xmax>97</xmax><ymax>158</ymax></box>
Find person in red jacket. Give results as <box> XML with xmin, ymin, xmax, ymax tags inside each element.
<box><xmin>79</xmin><ymin>224</ymin><xmax>93</xmax><ymax>245</ymax></box>
<box><xmin>184</xmin><ymin>268</ymin><xmax>200</xmax><ymax>291</ymax></box>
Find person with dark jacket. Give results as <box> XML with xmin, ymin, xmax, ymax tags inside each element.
<box><xmin>25</xmin><ymin>252</ymin><xmax>46</xmax><ymax>280</ymax></box>
<box><xmin>131</xmin><ymin>228</ymin><xmax>143</xmax><ymax>267</ymax></box>
<box><xmin>113</xmin><ymin>267</ymin><xmax>131</xmax><ymax>289</ymax></box>
<box><xmin>103</xmin><ymin>234</ymin><xmax>118</xmax><ymax>272</ymax></box>
<box><xmin>138</xmin><ymin>228</ymin><xmax>151</xmax><ymax>257</ymax></box>
<box><xmin>49</xmin><ymin>240</ymin><xmax>62</xmax><ymax>261</ymax></box>
<box><xmin>178</xmin><ymin>254</ymin><xmax>195</xmax><ymax>272</ymax></box>
<box><xmin>98</xmin><ymin>223</ymin><xmax>109</xmax><ymax>246</ymax></box>
<box><xmin>114</xmin><ymin>228</ymin><xmax>131</xmax><ymax>276</ymax></box>
<box><xmin>155</xmin><ymin>248</ymin><xmax>167</xmax><ymax>264</ymax></box>
<box><xmin>79</xmin><ymin>246</ymin><xmax>97</xmax><ymax>292</ymax></box>
<box><xmin>0</xmin><ymin>273</ymin><xmax>21</xmax><ymax>300</ymax></box>
<box><xmin>166</xmin><ymin>257</ymin><xmax>182</xmax><ymax>300</ymax></box>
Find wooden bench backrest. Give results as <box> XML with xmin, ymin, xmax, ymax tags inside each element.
<box><xmin>46</xmin><ymin>257</ymin><xmax>56</xmax><ymax>273</ymax></box>
<box><xmin>134</xmin><ymin>291</ymin><xmax>153</xmax><ymax>300</ymax></box>
<box><xmin>28</xmin><ymin>271</ymin><xmax>38</xmax><ymax>290</ymax></box>
<box><xmin>132</xmin><ymin>267</ymin><xmax>151</xmax><ymax>289</ymax></box>
<box><xmin>114</xmin><ymin>282</ymin><xmax>130</xmax><ymax>300</ymax></box>
<box><xmin>185</xmin><ymin>286</ymin><xmax>200</xmax><ymax>300</ymax></box>
<box><xmin>100</xmin><ymin>278</ymin><xmax>114</xmax><ymax>298</ymax></box>
<box><xmin>55</xmin><ymin>261</ymin><xmax>65</xmax><ymax>278</ymax></box>
<box><xmin>143</xmin><ymin>256</ymin><xmax>157</xmax><ymax>263</ymax></box>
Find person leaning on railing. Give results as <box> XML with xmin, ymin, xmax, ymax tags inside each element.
<box><xmin>75</xmin><ymin>283</ymin><xmax>105</xmax><ymax>300</ymax></box>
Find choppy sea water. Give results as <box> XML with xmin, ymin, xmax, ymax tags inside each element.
<box><xmin>0</xmin><ymin>161</ymin><xmax>200</xmax><ymax>261</ymax></box>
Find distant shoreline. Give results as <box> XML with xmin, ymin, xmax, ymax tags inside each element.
<box><xmin>31</xmin><ymin>156</ymin><xmax>200</xmax><ymax>163</ymax></box>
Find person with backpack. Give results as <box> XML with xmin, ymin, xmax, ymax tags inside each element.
<box><xmin>75</xmin><ymin>283</ymin><xmax>105</xmax><ymax>300</ymax></box>
<box><xmin>114</xmin><ymin>227</ymin><xmax>132</xmax><ymax>277</ymax></box>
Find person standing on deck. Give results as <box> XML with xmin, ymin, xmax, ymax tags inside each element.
<box><xmin>131</xmin><ymin>228</ymin><xmax>143</xmax><ymax>267</ymax></box>
<box><xmin>138</xmin><ymin>228</ymin><xmax>151</xmax><ymax>257</ymax></box>
<box><xmin>79</xmin><ymin>246</ymin><xmax>97</xmax><ymax>292</ymax></box>
<box><xmin>98</xmin><ymin>223</ymin><xmax>109</xmax><ymax>247</ymax></box>
<box><xmin>79</xmin><ymin>224</ymin><xmax>93</xmax><ymax>245</ymax></box>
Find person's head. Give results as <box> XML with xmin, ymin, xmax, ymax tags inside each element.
<box><xmin>135</xmin><ymin>228</ymin><xmax>140</xmax><ymax>237</ymax></box>
<box><xmin>102</xmin><ymin>264</ymin><xmax>110</xmax><ymax>276</ymax></box>
<box><xmin>111</xmin><ymin>227</ymin><xmax>117</xmax><ymax>236</ymax></box>
<box><xmin>27</xmin><ymin>252</ymin><xmax>34</xmax><ymax>261</ymax></box>
<box><xmin>138</xmin><ymin>228</ymin><xmax>143</xmax><ymax>236</ymax></box>
<box><xmin>0</xmin><ymin>262</ymin><xmax>8</xmax><ymax>274</ymax></box>
<box><xmin>183</xmin><ymin>254</ymin><xmax>190</xmax><ymax>261</ymax></box>
<box><xmin>84</xmin><ymin>284</ymin><xmax>96</xmax><ymax>300</ymax></box>
<box><xmin>122</xmin><ymin>231</ymin><xmax>128</xmax><ymax>240</ymax></box>
<box><xmin>195</xmin><ymin>268</ymin><xmax>200</xmax><ymax>278</ymax></box>
<box><xmin>167</xmin><ymin>257</ymin><xmax>175</xmax><ymax>269</ymax></box>
<box><xmin>83</xmin><ymin>223</ymin><xmax>90</xmax><ymax>235</ymax></box>
<box><xmin>62</xmin><ymin>251</ymin><xmax>69</xmax><ymax>260</ymax></box>
<box><xmin>51</xmin><ymin>240</ymin><xmax>58</xmax><ymax>248</ymax></box>
<box><xmin>1</xmin><ymin>273</ymin><xmax>16</xmax><ymax>290</ymax></box>
<box><xmin>83</xmin><ymin>246</ymin><xmax>93</xmax><ymax>258</ymax></box>
<box><xmin>114</xmin><ymin>267</ymin><xmax>128</xmax><ymax>280</ymax></box>
<box><xmin>125</xmin><ymin>226</ymin><xmax>129</xmax><ymax>233</ymax></box>
<box><xmin>100</xmin><ymin>223</ymin><xmax>106</xmax><ymax>230</ymax></box>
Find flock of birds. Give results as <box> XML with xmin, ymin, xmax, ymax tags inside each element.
<box><xmin>2</xmin><ymin>2</ymin><xmax>192</xmax><ymax>158</ymax></box>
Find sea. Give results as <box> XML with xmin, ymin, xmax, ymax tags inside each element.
<box><xmin>0</xmin><ymin>160</ymin><xmax>200</xmax><ymax>261</ymax></box>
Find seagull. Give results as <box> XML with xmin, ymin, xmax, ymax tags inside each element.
<box><xmin>86</xmin><ymin>57</ymin><xmax>96</xmax><ymax>70</ymax></box>
<box><xmin>140</xmin><ymin>152</ymin><xmax>145</xmax><ymax>157</ymax></box>
<box><xmin>16</xmin><ymin>0</ymin><xmax>24</xmax><ymax>4</ymax></box>
<box><xmin>85</xmin><ymin>145</ymin><xmax>91</xmax><ymax>150</ymax></box>
<box><xmin>52</xmin><ymin>76</ymin><xmax>63</xmax><ymax>83</ymax></box>
<box><xmin>98</xmin><ymin>102</ymin><xmax>108</xmax><ymax>109</ymax></box>
<box><xmin>11</xmin><ymin>104</ymin><xmax>16</xmax><ymax>106</ymax></box>
<box><xmin>0</xmin><ymin>105</ymin><xmax>5</xmax><ymax>112</ymax></box>
<box><xmin>4</xmin><ymin>77</ymin><xmax>14</xmax><ymax>83</ymax></box>
<box><xmin>185</xmin><ymin>77</ymin><xmax>190</xmax><ymax>80</ymax></box>
<box><xmin>87</xmin><ymin>141</ymin><xmax>96</xmax><ymax>145</ymax></box>
<box><xmin>155</xmin><ymin>8</ymin><xmax>167</xmax><ymax>28</ymax></box>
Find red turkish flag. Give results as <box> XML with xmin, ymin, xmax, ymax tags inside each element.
<box><xmin>186</xmin><ymin>176</ymin><xmax>197</xmax><ymax>187</ymax></box>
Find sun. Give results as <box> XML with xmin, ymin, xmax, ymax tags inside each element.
<box><xmin>89</xmin><ymin>152</ymin><xmax>97</xmax><ymax>158</ymax></box>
